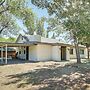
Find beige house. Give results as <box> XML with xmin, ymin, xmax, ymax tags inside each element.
<box><xmin>16</xmin><ymin>34</ymin><xmax>88</xmax><ymax>61</ymax></box>
<box><xmin>70</xmin><ymin>45</ymin><xmax>88</xmax><ymax>59</ymax></box>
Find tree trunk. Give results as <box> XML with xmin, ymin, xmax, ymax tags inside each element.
<box><xmin>74</xmin><ymin>39</ymin><xmax>81</xmax><ymax>63</ymax></box>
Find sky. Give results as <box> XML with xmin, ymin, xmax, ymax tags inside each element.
<box><xmin>28</xmin><ymin>1</ymin><xmax>49</xmax><ymax>19</ymax></box>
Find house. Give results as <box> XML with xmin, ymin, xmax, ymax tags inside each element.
<box><xmin>69</xmin><ymin>45</ymin><xmax>88</xmax><ymax>59</ymax></box>
<box><xmin>16</xmin><ymin>34</ymin><xmax>88</xmax><ymax>61</ymax></box>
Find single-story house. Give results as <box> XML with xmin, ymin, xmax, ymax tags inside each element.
<box><xmin>16</xmin><ymin>34</ymin><xmax>88</xmax><ymax>61</ymax></box>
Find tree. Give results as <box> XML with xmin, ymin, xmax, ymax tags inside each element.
<box><xmin>32</xmin><ymin>0</ymin><xmax>90</xmax><ymax>63</ymax></box>
<box><xmin>35</xmin><ymin>17</ymin><xmax>46</xmax><ymax>36</ymax></box>
<box><xmin>16</xmin><ymin>8</ymin><xmax>35</xmax><ymax>35</ymax></box>
<box><xmin>0</xmin><ymin>0</ymin><xmax>46</xmax><ymax>37</ymax></box>
<box><xmin>0</xmin><ymin>0</ymin><xmax>27</xmax><ymax>36</ymax></box>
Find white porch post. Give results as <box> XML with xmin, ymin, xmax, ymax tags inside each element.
<box><xmin>5</xmin><ymin>44</ymin><xmax>7</xmax><ymax>64</ymax></box>
<box><xmin>1</xmin><ymin>46</ymin><xmax>3</xmax><ymax>63</ymax></box>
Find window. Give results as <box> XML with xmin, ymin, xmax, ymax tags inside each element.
<box><xmin>22</xmin><ymin>37</ymin><xmax>23</xmax><ymax>40</ymax></box>
<box><xmin>80</xmin><ymin>49</ymin><xmax>84</xmax><ymax>54</ymax></box>
<box><xmin>19</xmin><ymin>51</ymin><xmax>21</xmax><ymax>54</ymax></box>
<box><xmin>70</xmin><ymin>49</ymin><xmax>73</xmax><ymax>54</ymax></box>
<box><xmin>24</xmin><ymin>50</ymin><xmax>25</xmax><ymax>54</ymax></box>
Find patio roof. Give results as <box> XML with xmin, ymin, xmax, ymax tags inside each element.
<box><xmin>0</xmin><ymin>41</ymin><xmax>86</xmax><ymax>48</ymax></box>
<box><xmin>0</xmin><ymin>42</ymin><xmax>37</xmax><ymax>47</ymax></box>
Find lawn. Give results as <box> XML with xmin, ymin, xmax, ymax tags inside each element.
<box><xmin>0</xmin><ymin>60</ymin><xmax>90</xmax><ymax>90</ymax></box>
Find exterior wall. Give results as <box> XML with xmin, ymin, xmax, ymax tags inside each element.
<box><xmin>16</xmin><ymin>44</ymin><xmax>71</xmax><ymax>61</ymax></box>
<box><xmin>66</xmin><ymin>47</ymin><xmax>70</xmax><ymax>60</ymax></box>
<box><xmin>84</xmin><ymin>48</ymin><xmax>88</xmax><ymax>58</ymax></box>
<box><xmin>80</xmin><ymin>48</ymin><xmax>88</xmax><ymax>58</ymax></box>
<box><xmin>70</xmin><ymin>47</ymin><xmax>87</xmax><ymax>59</ymax></box>
<box><xmin>36</xmin><ymin>44</ymin><xmax>52</xmax><ymax>61</ymax></box>
<box><xmin>17</xmin><ymin>47</ymin><xmax>26</xmax><ymax>60</ymax></box>
<box><xmin>29</xmin><ymin>45</ymin><xmax>38</xmax><ymax>61</ymax></box>
<box><xmin>52</xmin><ymin>46</ymin><xmax>61</xmax><ymax>61</ymax></box>
<box><xmin>70</xmin><ymin>48</ymin><xmax>76</xmax><ymax>59</ymax></box>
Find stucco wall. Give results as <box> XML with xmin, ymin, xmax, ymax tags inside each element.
<box><xmin>29</xmin><ymin>45</ymin><xmax>38</xmax><ymax>61</ymax></box>
<box><xmin>52</xmin><ymin>46</ymin><xmax>61</xmax><ymax>61</ymax></box>
<box><xmin>70</xmin><ymin>48</ymin><xmax>76</xmax><ymax>59</ymax></box>
<box><xmin>81</xmin><ymin>48</ymin><xmax>88</xmax><ymax>58</ymax></box>
<box><xmin>66</xmin><ymin>47</ymin><xmax>70</xmax><ymax>60</ymax></box>
<box><xmin>36</xmin><ymin>44</ymin><xmax>52</xmax><ymax>61</ymax></box>
<box><xmin>70</xmin><ymin>48</ymin><xmax>87</xmax><ymax>59</ymax></box>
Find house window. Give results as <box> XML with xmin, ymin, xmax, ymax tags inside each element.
<box><xmin>24</xmin><ymin>50</ymin><xmax>25</xmax><ymax>54</ymax></box>
<box><xmin>80</xmin><ymin>49</ymin><xmax>84</xmax><ymax>54</ymax></box>
<box><xmin>70</xmin><ymin>49</ymin><xmax>73</xmax><ymax>54</ymax></box>
<box><xmin>22</xmin><ymin>37</ymin><xmax>23</xmax><ymax>40</ymax></box>
<box><xmin>19</xmin><ymin>51</ymin><xmax>21</xmax><ymax>54</ymax></box>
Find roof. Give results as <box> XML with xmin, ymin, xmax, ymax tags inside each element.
<box><xmin>15</xmin><ymin>34</ymin><xmax>86</xmax><ymax>48</ymax></box>
<box><xmin>0</xmin><ymin>34</ymin><xmax>87</xmax><ymax>48</ymax></box>
<box><xmin>0</xmin><ymin>47</ymin><xmax>16</xmax><ymax>51</ymax></box>
<box><xmin>0</xmin><ymin>42</ymin><xmax>37</xmax><ymax>47</ymax></box>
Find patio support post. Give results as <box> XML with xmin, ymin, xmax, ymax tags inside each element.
<box><xmin>5</xmin><ymin>44</ymin><xmax>7</xmax><ymax>64</ymax></box>
<box><xmin>1</xmin><ymin>46</ymin><xmax>3</xmax><ymax>63</ymax></box>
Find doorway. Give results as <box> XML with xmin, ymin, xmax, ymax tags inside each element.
<box><xmin>61</xmin><ymin>46</ymin><xmax>66</xmax><ymax>60</ymax></box>
<box><xmin>26</xmin><ymin>46</ymin><xmax>29</xmax><ymax>60</ymax></box>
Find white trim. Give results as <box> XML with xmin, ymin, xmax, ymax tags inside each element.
<box><xmin>5</xmin><ymin>44</ymin><xmax>7</xmax><ymax>64</ymax></box>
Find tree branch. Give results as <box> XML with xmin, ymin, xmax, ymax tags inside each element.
<box><xmin>0</xmin><ymin>26</ymin><xmax>7</xmax><ymax>34</ymax></box>
<box><xmin>0</xmin><ymin>0</ymin><xmax>5</xmax><ymax>6</ymax></box>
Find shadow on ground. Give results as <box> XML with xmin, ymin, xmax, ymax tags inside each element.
<box><xmin>3</xmin><ymin>62</ymin><xmax>90</xmax><ymax>90</ymax></box>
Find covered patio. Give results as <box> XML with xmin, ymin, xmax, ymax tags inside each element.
<box><xmin>0</xmin><ymin>42</ymin><xmax>36</xmax><ymax>64</ymax></box>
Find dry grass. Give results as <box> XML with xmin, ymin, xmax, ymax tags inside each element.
<box><xmin>0</xmin><ymin>60</ymin><xmax>90</xmax><ymax>90</ymax></box>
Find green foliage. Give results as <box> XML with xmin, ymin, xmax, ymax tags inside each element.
<box><xmin>35</xmin><ymin>17</ymin><xmax>46</xmax><ymax>36</ymax></box>
<box><xmin>0</xmin><ymin>37</ymin><xmax>16</xmax><ymax>42</ymax></box>
<box><xmin>0</xmin><ymin>0</ymin><xmax>46</xmax><ymax>37</ymax></box>
<box><xmin>0</xmin><ymin>0</ymin><xmax>27</xmax><ymax>36</ymax></box>
<box><xmin>32</xmin><ymin>0</ymin><xmax>90</xmax><ymax>44</ymax></box>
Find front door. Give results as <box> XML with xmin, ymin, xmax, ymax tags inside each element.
<box><xmin>26</xmin><ymin>46</ymin><xmax>29</xmax><ymax>60</ymax></box>
<box><xmin>61</xmin><ymin>46</ymin><xmax>66</xmax><ymax>60</ymax></box>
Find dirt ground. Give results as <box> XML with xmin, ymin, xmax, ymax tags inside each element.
<box><xmin>0</xmin><ymin>60</ymin><xmax>90</xmax><ymax>90</ymax></box>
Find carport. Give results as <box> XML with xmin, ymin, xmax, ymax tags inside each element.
<box><xmin>0</xmin><ymin>42</ymin><xmax>36</xmax><ymax>64</ymax></box>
